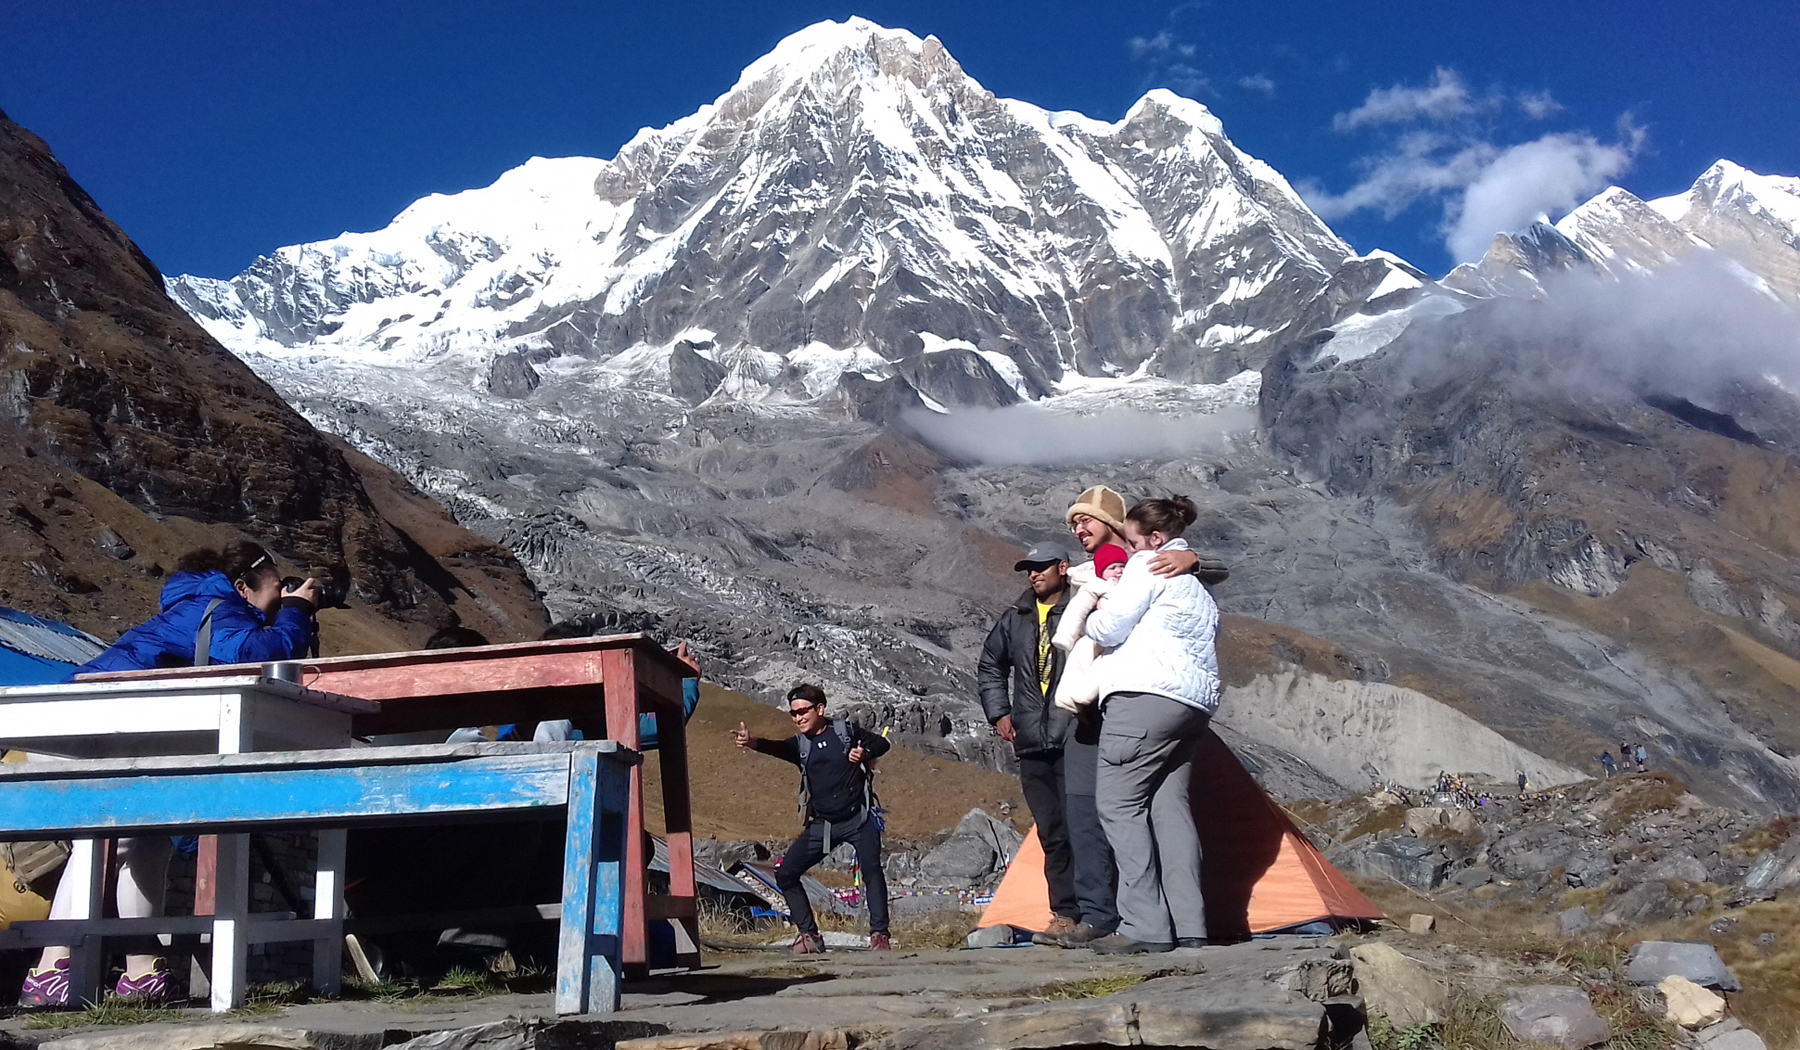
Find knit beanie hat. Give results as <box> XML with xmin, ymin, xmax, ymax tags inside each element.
<box><xmin>1092</xmin><ymin>544</ymin><xmax>1129</xmax><ymax>578</ymax></box>
<box><xmin>1065</xmin><ymin>485</ymin><xmax>1127</xmax><ymax>533</ymax></box>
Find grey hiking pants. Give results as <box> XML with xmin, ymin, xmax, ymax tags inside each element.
<box><xmin>1095</xmin><ymin>691</ymin><xmax>1210</xmax><ymax>945</ymax></box>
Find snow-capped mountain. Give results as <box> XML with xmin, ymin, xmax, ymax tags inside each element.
<box><xmin>1448</xmin><ymin>160</ymin><xmax>1800</xmax><ymax>304</ymax></box>
<box><xmin>169</xmin><ymin>17</ymin><xmax>1416</xmax><ymax>404</ymax></box>
<box><xmin>158</xmin><ymin>19</ymin><xmax>1800</xmax><ymax>811</ymax></box>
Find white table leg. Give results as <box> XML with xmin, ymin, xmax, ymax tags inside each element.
<box><xmin>312</xmin><ymin>829</ymin><xmax>346</xmax><ymax>995</ymax></box>
<box><xmin>209</xmin><ymin>833</ymin><xmax>250</xmax><ymax>1012</ymax></box>
<box><xmin>64</xmin><ymin>838</ymin><xmax>106</xmax><ymax>1006</ymax></box>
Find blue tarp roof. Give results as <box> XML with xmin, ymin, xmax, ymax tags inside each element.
<box><xmin>0</xmin><ymin>607</ymin><xmax>104</xmax><ymax>686</ymax></box>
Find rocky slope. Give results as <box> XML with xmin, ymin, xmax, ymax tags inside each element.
<box><xmin>0</xmin><ymin>107</ymin><xmax>548</xmax><ymax>652</ymax></box>
<box><xmin>151</xmin><ymin>20</ymin><xmax>1800</xmax><ymax>814</ymax></box>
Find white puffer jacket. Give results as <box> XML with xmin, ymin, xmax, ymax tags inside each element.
<box><xmin>1050</xmin><ymin>575</ymin><xmax>1113</xmax><ymax>711</ymax></box>
<box><xmin>1083</xmin><ymin>538</ymin><xmax>1221</xmax><ymax>714</ymax></box>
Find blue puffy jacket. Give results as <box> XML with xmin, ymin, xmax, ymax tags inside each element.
<box><xmin>70</xmin><ymin>571</ymin><xmax>314</xmax><ymax>676</ymax></box>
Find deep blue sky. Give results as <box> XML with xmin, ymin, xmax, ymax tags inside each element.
<box><xmin>3</xmin><ymin>1</ymin><xmax>1795</xmax><ymax>279</ymax></box>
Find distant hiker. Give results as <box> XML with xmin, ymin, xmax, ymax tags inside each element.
<box><xmin>1620</xmin><ymin>740</ymin><xmax>1631</xmax><ymax>771</ymax></box>
<box><xmin>1083</xmin><ymin>496</ymin><xmax>1221</xmax><ymax>954</ymax></box>
<box><xmin>1046</xmin><ymin>484</ymin><xmax>1229</xmax><ymax>948</ymax></box>
<box><xmin>20</xmin><ymin>542</ymin><xmax>319</xmax><ymax>1008</ymax></box>
<box><xmin>1599</xmin><ymin>751</ymin><xmax>1616</xmax><ymax>778</ymax></box>
<box><xmin>978</xmin><ymin>543</ymin><xmax>1080</xmax><ymax>943</ymax></box>
<box><xmin>1635</xmin><ymin>743</ymin><xmax>1647</xmax><ymax>772</ymax></box>
<box><xmin>733</xmin><ymin>684</ymin><xmax>893</xmax><ymax>954</ymax></box>
<box><xmin>1517</xmin><ymin>771</ymin><xmax>1528</xmax><ymax>794</ymax></box>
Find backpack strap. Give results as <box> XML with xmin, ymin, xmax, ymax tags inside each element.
<box><xmin>795</xmin><ymin>720</ymin><xmax>875</xmax><ymax>854</ymax></box>
<box><xmin>193</xmin><ymin>598</ymin><xmax>226</xmax><ymax>668</ymax></box>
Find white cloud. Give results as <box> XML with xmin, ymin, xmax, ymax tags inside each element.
<box><xmin>1127</xmin><ymin>31</ymin><xmax>1194</xmax><ymax>61</ymax></box>
<box><xmin>1335</xmin><ymin>68</ymin><xmax>1473</xmax><ymax>130</ymax></box>
<box><xmin>904</xmin><ymin>405</ymin><xmax>1255</xmax><ymax>466</ymax></box>
<box><xmin>1445</xmin><ymin>132</ymin><xmax>1638</xmax><ymax>262</ymax></box>
<box><xmin>1517</xmin><ymin>90</ymin><xmax>1562</xmax><ymax>119</ymax></box>
<box><xmin>1303</xmin><ymin>134</ymin><xmax>1495</xmax><ymax>220</ymax></box>
<box><xmin>1237</xmin><ymin>74</ymin><xmax>1276</xmax><ymax>97</ymax></box>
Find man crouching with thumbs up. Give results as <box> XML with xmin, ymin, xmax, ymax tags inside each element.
<box><xmin>733</xmin><ymin>684</ymin><xmax>893</xmax><ymax>954</ymax></box>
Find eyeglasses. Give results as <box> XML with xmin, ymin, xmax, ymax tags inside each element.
<box><xmin>789</xmin><ymin>704</ymin><xmax>817</xmax><ymax>718</ymax></box>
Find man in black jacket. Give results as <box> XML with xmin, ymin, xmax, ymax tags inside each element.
<box><xmin>732</xmin><ymin>683</ymin><xmax>893</xmax><ymax>954</ymax></box>
<box><xmin>978</xmin><ymin>543</ymin><xmax>1080</xmax><ymax>939</ymax></box>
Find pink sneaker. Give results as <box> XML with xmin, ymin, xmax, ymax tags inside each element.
<box><xmin>113</xmin><ymin>962</ymin><xmax>170</xmax><ymax>1003</ymax></box>
<box><xmin>19</xmin><ymin>959</ymin><xmax>70</xmax><ymax>1009</ymax></box>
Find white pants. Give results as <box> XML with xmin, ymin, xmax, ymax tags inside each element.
<box><xmin>28</xmin><ymin>755</ymin><xmax>171</xmax><ymax>925</ymax></box>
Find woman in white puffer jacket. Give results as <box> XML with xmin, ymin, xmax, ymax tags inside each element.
<box><xmin>1079</xmin><ymin>495</ymin><xmax>1220</xmax><ymax>954</ymax></box>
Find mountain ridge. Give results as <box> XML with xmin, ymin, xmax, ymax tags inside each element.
<box><xmin>141</xmin><ymin>21</ymin><xmax>1800</xmax><ymax>816</ymax></box>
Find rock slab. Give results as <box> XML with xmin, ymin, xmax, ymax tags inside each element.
<box><xmin>1500</xmin><ymin>986</ymin><xmax>1610</xmax><ymax>1048</ymax></box>
<box><xmin>1698</xmin><ymin>1020</ymin><xmax>1769</xmax><ymax>1050</ymax></box>
<box><xmin>1659</xmin><ymin>975</ymin><xmax>1726</xmax><ymax>1028</ymax></box>
<box><xmin>1626</xmin><ymin>940</ymin><xmax>1742</xmax><ymax>992</ymax></box>
<box><xmin>1348</xmin><ymin>943</ymin><xmax>1448</xmax><ymax>1027</ymax></box>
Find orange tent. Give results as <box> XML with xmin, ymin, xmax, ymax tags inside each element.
<box><xmin>978</xmin><ymin>730</ymin><xmax>1384</xmax><ymax>938</ymax></box>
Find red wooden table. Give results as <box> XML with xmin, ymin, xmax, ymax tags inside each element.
<box><xmin>80</xmin><ymin>633</ymin><xmax>698</xmax><ymax>977</ymax></box>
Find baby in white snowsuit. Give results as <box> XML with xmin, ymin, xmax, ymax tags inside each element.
<box><xmin>1052</xmin><ymin>543</ymin><xmax>1129</xmax><ymax>711</ymax></box>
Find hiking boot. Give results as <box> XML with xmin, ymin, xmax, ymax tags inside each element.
<box><xmin>114</xmin><ymin>962</ymin><xmax>171</xmax><ymax>1003</ymax></box>
<box><xmin>1088</xmin><ymin>933</ymin><xmax>1174</xmax><ymax>955</ymax></box>
<box><xmin>790</xmin><ymin>932</ymin><xmax>827</xmax><ymax>956</ymax></box>
<box><xmin>18</xmin><ymin>959</ymin><xmax>69</xmax><ymax>1009</ymax></box>
<box><xmin>1055</xmin><ymin>922</ymin><xmax>1112</xmax><ymax>947</ymax></box>
<box><xmin>869</xmin><ymin>933</ymin><xmax>892</xmax><ymax>952</ymax></box>
<box><xmin>1031</xmin><ymin>914</ymin><xmax>1080</xmax><ymax>946</ymax></box>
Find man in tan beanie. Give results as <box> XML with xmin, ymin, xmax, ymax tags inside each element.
<box><xmin>1049</xmin><ymin>484</ymin><xmax>1226</xmax><ymax>946</ymax></box>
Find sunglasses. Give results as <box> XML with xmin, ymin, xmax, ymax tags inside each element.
<box><xmin>788</xmin><ymin>704</ymin><xmax>818</xmax><ymax>718</ymax></box>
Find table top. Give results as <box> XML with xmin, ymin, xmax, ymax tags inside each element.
<box><xmin>76</xmin><ymin>633</ymin><xmax>693</xmax><ymax>736</ymax></box>
<box><xmin>0</xmin><ymin>675</ymin><xmax>377</xmax><ymax>715</ymax></box>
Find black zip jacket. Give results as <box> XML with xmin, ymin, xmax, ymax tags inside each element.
<box><xmin>977</xmin><ymin>586</ymin><xmax>1073</xmax><ymax>757</ymax></box>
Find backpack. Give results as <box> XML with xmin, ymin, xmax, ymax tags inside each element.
<box><xmin>794</xmin><ymin>719</ymin><xmax>881</xmax><ymax>848</ymax></box>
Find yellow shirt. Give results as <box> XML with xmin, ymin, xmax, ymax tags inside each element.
<box><xmin>1036</xmin><ymin>600</ymin><xmax>1055</xmax><ymax>695</ymax></box>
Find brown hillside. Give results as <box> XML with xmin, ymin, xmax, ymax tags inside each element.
<box><xmin>0</xmin><ymin>108</ymin><xmax>547</xmax><ymax>649</ymax></box>
<box><xmin>640</xmin><ymin>683</ymin><xmax>1027</xmax><ymax>843</ymax></box>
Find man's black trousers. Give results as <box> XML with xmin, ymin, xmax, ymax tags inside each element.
<box><xmin>775</xmin><ymin>815</ymin><xmax>889</xmax><ymax>936</ymax></box>
<box><xmin>1019</xmin><ymin>751</ymin><xmax>1080</xmax><ymax>921</ymax></box>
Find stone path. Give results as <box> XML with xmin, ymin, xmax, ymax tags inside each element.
<box><xmin>0</xmin><ymin>938</ymin><xmax>1359</xmax><ymax>1050</ymax></box>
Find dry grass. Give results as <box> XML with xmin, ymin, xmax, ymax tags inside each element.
<box><xmin>1033</xmin><ymin>973</ymin><xmax>1147</xmax><ymax>1001</ymax></box>
<box><xmin>638</xmin><ymin>684</ymin><xmax>1027</xmax><ymax>843</ymax></box>
<box><xmin>1348</xmin><ymin>870</ymin><xmax>1800</xmax><ymax>1050</ymax></box>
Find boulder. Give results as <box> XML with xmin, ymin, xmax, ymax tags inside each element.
<box><xmin>1697</xmin><ymin>1020</ymin><xmax>1769</xmax><ymax>1050</ymax></box>
<box><xmin>1408</xmin><ymin>914</ymin><xmax>1436</xmax><ymax>934</ymax></box>
<box><xmin>1626</xmin><ymin>940</ymin><xmax>1742</xmax><ymax>992</ymax></box>
<box><xmin>1500</xmin><ymin>986</ymin><xmax>1610</xmax><ymax>1048</ymax></box>
<box><xmin>1403</xmin><ymin>806</ymin><xmax>1479</xmax><ymax>839</ymax></box>
<box><xmin>917</xmin><ymin>809</ymin><xmax>1023</xmax><ymax>886</ymax></box>
<box><xmin>1741</xmin><ymin>838</ymin><xmax>1800</xmax><ymax>893</ymax></box>
<box><xmin>1344</xmin><ymin>837</ymin><xmax>1451</xmax><ymax>890</ymax></box>
<box><xmin>964</xmin><ymin>924</ymin><xmax>1016</xmax><ymax>948</ymax></box>
<box><xmin>1559</xmin><ymin>906</ymin><xmax>1592</xmax><ymax>934</ymax></box>
<box><xmin>1349</xmin><ymin>942</ymin><xmax>1448</xmax><ymax>1027</ymax></box>
<box><xmin>1658</xmin><ymin>975</ymin><xmax>1726</xmax><ymax>1028</ymax></box>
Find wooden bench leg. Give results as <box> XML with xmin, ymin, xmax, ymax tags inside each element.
<box><xmin>556</xmin><ymin>751</ymin><xmax>629</xmax><ymax>1015</ymax></box>
<box><xmin>312</xmin><ymin>829</ymin><xmax>346</xmax><ymax>996</ymax></box>
<box><xmin>209</xmin><ymin>833</ymin><xmax>250</xmax><ymax>1012</ymax></box>
<box><xmin>64</xmin><ymin>838</ymin><xmax>106</xmax><ymax>1006</ymax></box>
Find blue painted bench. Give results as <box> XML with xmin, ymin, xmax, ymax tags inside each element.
<box><xmin>0</xmin><ymin>742</ymin><xmax>635</xmax><ymax>1014</ymax></box>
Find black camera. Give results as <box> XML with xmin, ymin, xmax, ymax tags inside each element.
<box><xmin>282</xmin><ymin>574</ymin><xmax>350</xmax><ymax>609</ymax></box>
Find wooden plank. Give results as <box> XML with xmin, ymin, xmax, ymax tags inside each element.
<box><xmin>652</xmin><ymin>660</ymin><xmax>701</xmax><ymax>968</ymax></box>
<box><xmin>557</xmin><ymin>750</ymin><xmax>628</xmax><ymax>1015</ymax></box>
<box><xmin>64</xmin><ymin>838</ymin><xmax>105</xmax><ymax>1007</ymax></box>
<box><xmin>313</xmin><ymin>829</ymin><xmax>346</xmax><ymax>995</ymax></box>
<box><xmin>78</xmin><ymin>633</ymin><xmax>664</xmax><ymax>681</ymax></box>
<box><xmin>211</xmin><ymin>832</ymin><xmax>250</xmax><ymax>1011</ymax></box>
<box><xmin>0</xmin><ymin>754</ymin><xmax>577</xmax><ymax>838</ymax></box>
<box><xmin>0</xmin><ymin>741</ymin><xmax>633</xmax><ymax>781</ymax></box>
<box><xmin>0</xmin><ymin>914</ymin><xmax>337</xmax><ymax>947</ymax></box>
<box><xmin>643</xmin><ymin>896</ymin><xmax>699</xmax><ymax>921</ymax></box>
<box><xmin>601</xmin><ymin>649</ymin><xmax>648</xmax><ymax>978</ymax></box>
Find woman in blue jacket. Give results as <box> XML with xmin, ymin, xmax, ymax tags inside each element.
<box><xmin>21</xmin><ymin>542</ymin><xmax>320</xmax><ymax>1008</ymax></box>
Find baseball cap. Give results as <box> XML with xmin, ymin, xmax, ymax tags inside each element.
<box><xmin>1013</xmin><ymin>544</ymin><xmax>1071</xmax><ymax>571</ymax></box>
